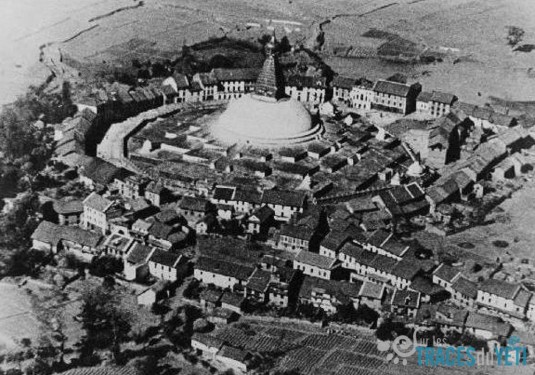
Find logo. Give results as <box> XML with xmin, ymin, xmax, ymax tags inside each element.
<box><xmin>377</xmin><ymin>330</ymin><xmax>528</xmax><ymax>367</ymax></box>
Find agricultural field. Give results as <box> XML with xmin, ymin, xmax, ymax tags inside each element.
<box><xmin>29</xmin><ymin>0</ymin><xmax>533</xmax><ymax>109</ymax></box>
<box><xmin>0</xmin><ymin>282</ymin><xmax>43</xmax><ymax>350</ymax></box>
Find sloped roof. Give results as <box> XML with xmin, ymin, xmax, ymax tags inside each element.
<box><xmin>179</xmin><ymin>196</ymin><xmax>210</xmax><ymax>212</ymax></box>
<box><xmin>233</xmin><ymin>188</ymin><xmax>262</xmax><ymax>204</ymax></box>
<box><xmin>246</xmin><ymin>268</ymin><xmax>272</xmax><ymax>293</ymax></box>
<box><xmin>212</xmin><ymin>68</ymin><xmax>259</xmax><ymax>82</ymax></box>
<box><xmin>430</xmin><ymin>91</ymin><xmax>457</xmax><ymax>105</ymax></box>
<box><xmin>53</xmin><ymin>199</ymin><xmax>83</xmax><ymax>215</ymax></box>
<box><xmin>479</xmin><ymin>279</ymin><xmax>520</xmax><ymax>300</ymax></box>
<box><xmin>196</xmin><ymin>256</ymin><xmax>254</xmax><ymax>280</ymax></box>
<box><xmin>57</xmin><ymin>366</ymin><xmax>139</xmax><ymax>375</ymax></box>
<box><xmin>83</xmin><ymin>192</ymin><xmax>113</xmax><ymax>213</ymax></box>
<box><xmin>261</xmin><ymin>189</ymin><xmax>306</xmax><ymax>207</ymax></box>
<box><xmin>433</xmin><ymin>263</ymin><xmax>461</xmax><ymax>283</ymax></box>
<box><xmin>465</xmin><ymin>312</ymin><xmax>512</xmax><ymax>337</ymax></box>
<box><xmin>391</xmin><ymin>289</ymin><xmax>420</xmax><ymax>308</ymax></box>
<box><xmin>359</xmin><ymin>281</ymin><xmax>384</xmax><ymax>299</ymax></box>
<box><xmin>391</xmin><ymin>258</ymin><xmax>420</xmax><ymax>280</ymax></box>
<box><xmin>126</xmin><ymin>242</ymin><xmax>154</xmax><ymax>264</ymax></box>
<box><xmin>149</xmin><ymin>248</ymin><xmax>181</xmax><ymax>268</ymax></box>
<box><xmin>249</xmin><ymin>205</ymin><xmax>274</xmax><ymax>224</ymax></box>
<box><xmin>31</xmin><ymin>221</ymin><xmax>63</xmax><ymax>246</ymax></box>
<box><xmin>451</xmin><ymin>276</ymin><xmax>477</xmax><ymax>299</ymax></box>
<box><xmin>295</xmin><ymin>250</ymin><xmax>337</xmax><ymax>270</ymax></box>
<box><xmin>331</xmin><ymin>75</ymin><xmax>356</xmax><ymax>89</ymax></box>
<box><xmin>373</xmin><ymin>80</ymin><xmax>412</xmax><ymax>97</ymax></box>
<box><xmin>218</xmin><ymin>345</ymin><xmax>249</xmax><ymax>362</ymax></box>
<box><xmin>417</xmin><ymin>91</ymin><xmax>432</xmax><ymax>103</ymax></box>
<box><xmin>213</xmin><ymin>186</ymin><xmax>236</xmax><ymax>201</ymax></box>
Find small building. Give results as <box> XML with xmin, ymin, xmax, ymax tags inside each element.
<box><xmin>123</xmin><ymin>242</ymin><xmax>155</xmax><ymax>281</ymax></box>
<box><xmin>318</xmin><ymin>230</ymin><xmax>351</xmax><ymax>259</ymax></box>
<box><xmin>216</xmin><ymin>345</ymin><xmax>250</xmax><ymax>373</ymax></box>
<box><xmin>293</xmin><ymin>250</ymin><xmax>340</xmax><ymax>280</ymax></box>
<box><xmin>476</xmin><ymin>279</ymin><xmax>531</xmax><ymax>319</ymax></box>
<box><xmin>450</xmin><ymin>276</ymin><xmax>477</xmax><ymax>308</ymax></box>
<box><xmin>428</xmin><ymin>91</ymin><xmax>458</xmax><ymax>118</ymax></box>
<box><xmin>464</xmin><ymin>312</ymin><xmax>513</xmax><ymax>340</ymax></box>
<box><xmin>221</xmin><ymin>292</ymin><xmax>245</xmax><ymax>314</ymax></box>
<box><xmin>416</xmin><ymin>91</ymin><xmax>432</xmax><ymax>114</ymax></box>
<box><xmin>358</xmin><ymin>281</ymin><xmax>385</xmax><ymax>310</ymax></box>
<box><xmin>191</xmin><ymin>333</ymin><xmax>224</xmax><ymax>360</ymax></box>
<box><xmin>390</xmin><ymin>289</ymin><xmax>421</xmax><ymax>318</ymax></box>
<box><xmin>102</xmin><ymin>233</ymin><xmax>134</xmax><ymax>258</ymax></box>
<box><xmin>244</xmin><ymin>268</ymin><xmax>272</xmax><ymax>303</ymax></box>
<box><xmin>178</xmin><ymin>196</ymin><xmax>212</xmax><ymax>226</ymax></box>
<box><xmin>349</xmin><ymin>78</ymin><xmax>374</xmax><ymax>110</ymax></box>
<box><xmin>31</xmin><ymin>221</ymin><xmax>63</xmax><ymax>253</ymax></box>
<box><xmin>199</xmin><ymin>289</ymin><xmax>224</xmax><ymax>311</ymax></box>
<box><xmin>148</xmin><ymin>248</ymin><xmax>188</xmax><ymax>282</ymax></box>
<box><xmin>196</xmin><ymin>214</ymin><xmax>218</xmax><ymax>235</ymax></box>
<box><xmin>194</xmin><ymin>256</ymin><xmax>255</xmax><ymax>290</ymax></box>
<box><xmin>331</xmin><ymin>76</ymin><xmax>356</xmax><ymax>105</ymax></box>
<box><xmin>261</xmin><ymin>189</ymin><xmax>307</xmax><ymax>221</ymax></box>
<box><xmin>144</xmin><ymin>180</ymin><xmax>166</xmax><ymax>207</ymax></box>
<box><xmin>431</xmin><ymin>263</ymin><xmax>461</xmax><ymax>291</ymax></box>
<box><xmin>371</xmin><ymin>80</ymin><xmax>422</xmax><ymax>115</ymax></box>
<box><xmin>82</xmin><ymin>192</ymin><xmax>123</xmax><ymax>234</ymax></box>
<box><xmin>246</xmin><ymin>205</ymin><xmax>275</xmax><ymax>235</ymax></box>
<box><xmin>53</xmin><ymin>199</ymin><xmax>84</xmax><ymax>226</ymax></box>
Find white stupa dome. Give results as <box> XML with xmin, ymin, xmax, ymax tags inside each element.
<box><xmin>212</xmin><ymin>94</ymin><xmax>322</xmax><ymax>146</ymax></box>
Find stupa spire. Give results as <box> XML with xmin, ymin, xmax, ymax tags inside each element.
<box><xmin>254</xmin><ymin>32</ymin><xmax>284</xmax><ymax>99</ymax></box>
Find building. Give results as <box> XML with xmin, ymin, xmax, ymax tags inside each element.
<box><xmin>53</xmin><ymin>199</ymin><xmax>83</xmax><ymax>226</ymax></box>
<box><xmin>196</xmin><ymin>214</ymin><xmax>218</xmax><ymax>235</ymax></box>
<box><xmin>293</xmin><ymin>250</ymin><xmax>340</xmax><ymax>280</ymax></box>
<box><xmin>194</xmin><ymin>256</ymin><xmax>255</xmax><ymax>290</ymax></box>
<box><xmin>144</xmin><ymin>180</ymin><xmax>166</xmax><ymax>207</ymax></box>
<box><xmin>416</xmin><ymin>91</ymin><xmax>432</xmax><ymax>114</ymax></box>
<box><xmin>278</xmin><ymin>224</ymin><xmax>316</xmax><ymax>252</ymax></box>
<box><xmin>390</xmin><ymin>289</ymin><xmax>421</xmax><ymax>318</ymax></box>
<box><xmin>212</xmin><ymin>68</ymin><xmax>258</xmax><ymax>100</ymax></box>
<box><xmin>216</xmin><ymin>345</ymin><xmax>250</xmax><ymax>373</ymax></box>
<box><xmin>476</xmin><ymin>279</ymin><xmax>532</xmax><ymax>319</ymax></box>
<box><xmin>191</xmin><ymin>333</ymin><xmax>224</xmax><ymax>360</ymax></box>
<box><xmin>432</xmin><ymin>263</ymin><xmax>462</xmax><ymax>291</ymax></box>
<box><xmin>244</xmin><ymin>268</ymin><xmax>272</xmax><ymax>303</ymax></box>
<box><xmin>148</xmin><ymin>249</ymin><xmax>188</xmax><ymax>282</ymax></box>
<box><xmin>331</xmin><ymin>76</ymin><xmax>355</xmax><ymax>105</ymax></box>
<box><xmin>246</xmin><ymin>205</ymin><xmax>274</xmax><ymax>235</ymax></box>
<box><xmin>285</xmin><ymin>75</ymin><xmax>327</xmax><ymax>104</ymax></box>
<box><xmin>450</xmin><ymin>276</ymin><xmax>477</xmax><ymax>308</ymax></box>
<box><xmin>358</xmin><ymin>281</ymin><xmax>386</xmax><ymax>310</ymax></box>
<box><xmin>318</xmin><ymin>230</ymin><xmax>351</xmax><ymax>259</ymax></box>
<box><xmin>82</xmin><ymin>192</ymin><xmax>122</xmax><ymax>234</ymax></box>
<box><xmin>178</xmin><ymin>196</ymin><xmax>212</xmax><ymax>226</ymax></box>
<box><xmin>371</xmin><ymin>80</ymin><xmax>422</xmax><ymax>114</ymax></box>
<box><xmin>102</xmin><ymin>233</ymin><xmax>134</xmax><ymax>258</ymax></box>
<box><xmin>31</xmin><ymin>221</ymin><xmax>63</xmax><ymax>252</ymax></box>
<box><xmin>464</xmin><ymin>312</ymin><xmax>513</xmax><ymax>340</ymax></box>
<box><xmin>349</xmin><ymin>78</ymin><xmax>374</xmax><ymax>110</ymax></box>
<box><xmin>261</xmin><ymin>189</ymin><xmax>307</xmax><ymax>221</ymax></box>
<box><xmin>123</xmin><ymin>242</ymin><xmax>155</xmax><ymax>281</ymax></box>
<box><xmin>114</xmin><ymin>174</ymin><xmax>149</xmax><ymax>200</ymax></box>
<box><xmin>147</xmin><ymin>221</ymin><xmax>188</xmax><ymax>250</ymax></box>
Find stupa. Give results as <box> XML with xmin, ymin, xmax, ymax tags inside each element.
<box><xmin>212</xmin><ymin>36</ymin><xmax>323</xmax><ymax>147</ymax></box>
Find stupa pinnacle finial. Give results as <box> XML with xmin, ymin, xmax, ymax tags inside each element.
<box><xmin>255</xmin><ymin>30</ymin><xmax>283</xmax><ymax>99</ymax></box>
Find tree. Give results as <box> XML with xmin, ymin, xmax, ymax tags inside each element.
<box><xmin>79</xmin><ymin>285</ymin><xmax>132</xmax><ymax>363</ymax></box>
<box><xmin>506</xmin><ymin>26</ymin><xmax>525</xmax><ymax>48</ymax></box>
<box><xmin>376</xmin><ymin>319</ymin><xmax>410</xmax><ymax>341</ymax></box>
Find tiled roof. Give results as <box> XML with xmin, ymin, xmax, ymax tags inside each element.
<box><xmin>410</xmin><ymin>276</ymin><xmax>444</xmax><ymax>296</ymax></box>
<box><xmin>199</xmin><ymin>289</ymin><xmax>223</xmax><ymax>303</ymax></box>
<box><xmin>465</xmin><ymin>312</ymin><xmax>512</xmax><ymax>337</ymax></box>
<box><xmin>358</xmin><ymin>281</ymin><xmax>384</xmax><ymax>299</ymax></box>
<box><xmin>249</xmin><ymin>205</ymin><xmax>274</xmax><ymax>224</ymax></box>
<box><xmin>286</xmin><ymin>75</ymin><xmax>327</xmax><ymax>89</ymax></box>
<box><xmin>370</xmin><ymin>255</ymin><xmax>397</xmax><ymax>273</ymax></box>
<box><xmin>221</xmin><ymin>291</ymin><xmax>245</xmax><ymax>307</ymax></box>
<box><xmin>31</xmin><ymin>221</ymin><xmax>63</xmax><ymax>246</ymax></box>
<box><xmin>451</xmin><ymin>276</ymin><xmax>477</xmax><ymax>299</ymax></box>
<box><xmin>126</xmin><ymin>242</ymin><xmax>154</xmax><ymax>264</ymax></box>
<box><xmin>433</xmin><ymin>263</ymin><xmax>461</xmax><ymax>283</ymax></box>
<box><xmin>513</xmin><ymin>288</ymin><xmax>532</xmax><ymax>310</ymax></box>
<box><xmin>373</xmin><ymin>80</ymin><xmax>412</xmax><ymax>97</ymax></box>
<box><xmin>53</xmin><ymin>199</ymin><xmax>83</xmax><ymax>215</ymax></box>
<box><xmin>57</xmin><ymin>366</ymin><xmax>139</xmax><ymax>375</ymax></box>
<box><xmin>391</xmin><ymin>258</ymin><xmax>420</xmax><ymax>280</ymax></box>
<box><xmin>233</xmin><ymin>188</ymin><xmax>262</xmax><ymax>204</ymax></box>
<box><xmin>430</xmin><ymin>91</ymin><xmax>457</xmax><ymax>105</ymax></box>
<box><xmin>213</xmin><ymin>186</ymin><xmax>236</xmax><ymax>201</ymax></box>
<box><xmin>196</xmin><ymin>256</ymin><xmax>254</xmax><ymax>280</ymax></box>
<box><xmin>320</xmin><ymin>230</ymin><xmax>351</xmax><ymax>252</ymax></box>
<box><xmin>417</xmin><ymin>91</ymin><xmax>432</xmax><ymax>103</ymax></box>
<box><xmin>391</xmin><ymin>289</ymin><xmax>420</xmax><ymax>308</ymax></box>
<box><xmin>295</xmin><ymin>250</ymin><xmax>337</xmax><ymax>270</ymax></box>
<box><xmin>246</xmin><ymin>268</ymin><xmax>271</xmax><ymax>293</ymax></box>
<box><xmin>261</xmin><ymin>189</ymin><xmax>307</xmax><ymax>207</ymax></box>
<box><xmin>148</xmin><ymin>221</ymin><xmax>174</xmax><ymax>240</ymax></box>
<box><xmin>212</xmin><ymin>68</ymin><xmax>259</xmax><ymax>82</ymax></box>
<box><xmin>81</xmin><ymin>158</ymin><xmax>126</xmax><ymax>186</ymax></box>
<box><xmin>149</xmin><ymin>248</ymin><xmax>181</xmax><ymax>268</ymax></box>
<box><xmin>367</xmin><ymin>229</ymin><xmax>392</xmax><ymax>248</ymax></box>
<box><xmin>479</xmin><ymin>279</ymin><xmax>520</xmax><ymax>300</ymax></box>
<box><xmin>218</xmin><ymin>345</ymin><xmax>249</xmax><ymax>362</ymax></box>
<box><xmin>191</xmin><ymin>333</ymin><xmax>224</xmax><ymax>349</ymax></box>
<box><xmin>331</xmin><ymin>76</ymin><xmax>356</xmax><ymax>90</ymax></box>
<box><xmin>280</xmin><ymin>224</ymin><xmax>315</xmax><ymax>241</ymax></box>
<box><xmin>179</xmin><ymin>196</ymin><xmax>210</xmax><ymax>212</ymax></box>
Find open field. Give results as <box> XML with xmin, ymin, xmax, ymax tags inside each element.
<box><xmin>3</xmin><ymin>0</ymin><xmax>534</xmax><ymax>107</ymax></box>
<box><xmin>0</xmin><ymin>282</ymin><xmax>42</xmax><ymax>350</ymax></box>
